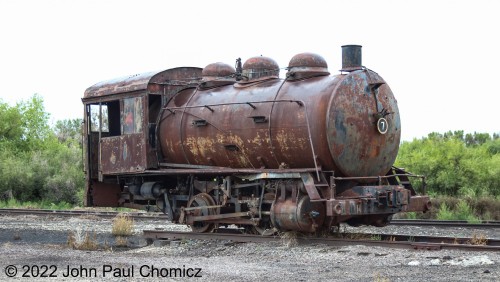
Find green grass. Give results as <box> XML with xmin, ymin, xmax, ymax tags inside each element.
<box><xmin>0</xmin><ymin>199</ymin><xmax>74</xmax><ymax>210</ymax></box>
<box><xmin>404</xmin><ymin>212</ymin><xmax>418</xmax><ymax>219</ymax></box>
<box><xmin>0</xmin><ymin>199</ymin><xmax>139</xmax><ymax>212</ymax></box>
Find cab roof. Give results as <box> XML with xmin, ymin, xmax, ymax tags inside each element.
<box><xmin>83</xmin><ymin>67</ymin><xmax>202</xmax><ymax>101</ymax></box>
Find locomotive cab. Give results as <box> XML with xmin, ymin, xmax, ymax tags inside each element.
<box><xmin>82</xmin><ymin>68</ymin><xmax>202</xmax><ymax>207</ymax></box>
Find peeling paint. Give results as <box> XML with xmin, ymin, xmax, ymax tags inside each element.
<box><xmin>122</xmin><ymin>142</ymin><xmax>128</xmax><ymax>160</ymax></box>
<box><xmin>110</xmin><ymin>152</ymin><xmax>116</xmax><ymax>164</ymax></box>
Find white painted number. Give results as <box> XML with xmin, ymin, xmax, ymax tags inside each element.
<box><xmin>377</xmin><ymin>118</ymin><xmax>388</xmax><ymax>134</ymax></box>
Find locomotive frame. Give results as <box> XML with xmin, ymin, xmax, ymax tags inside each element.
<box><xmin>82</xmin><ymin>46</ymin><xmax>430</xmax><ymax>234</ymax></box>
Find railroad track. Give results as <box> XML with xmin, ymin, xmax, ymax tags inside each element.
<box><xmin>0</xmin><ymin>208</ymin><xmax>167</xmax><ymax>220</ymax></box>
<box><xmin>1</xmin><ymin>208</ymin><xmax>498</xmax><ymax>251</ymax></box>
<box><xmin>1</xmin><ymin>208</ymin><xmax>499</xmax><ymax>227</ymax></box>
<box><xmin>143</xmin><ymin>229</ymin><xmax>500</xmax><ymax>252</ymax></box>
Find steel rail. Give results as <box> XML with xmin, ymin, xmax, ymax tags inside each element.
<box><xmin>142</xmin><ymin>230</ymin><xmax>500</xmax><ymax>252</ymax></box>
<box><xmin>2</xmin><ymin>208</ymin><xmax>499</xmax><ymax>228</ymax></box>
<box><xmin>390</xmin><ymin>219</ymin><xmax>500</xmax><ymax>228</ymax></box>
<box><xmin>0</xmin><ymin>208</ymin><xmax>168</xmax><ymax>220</ymax></box>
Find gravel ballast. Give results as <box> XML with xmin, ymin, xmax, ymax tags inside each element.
<box><xmin>0</xmin><ymin>214</ymin><xmax>499</xmax><ymax>281</ymax></box>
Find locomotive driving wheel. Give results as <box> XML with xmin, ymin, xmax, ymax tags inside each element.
<box><xmin>251</xmin><ymin>216</ymin><xmax>277</xmax><ymax>236</ymax></box>
<box><xmin>186</xmin><ymin>193</ymin><xmax>217</xmax><ymax>233</ymax></box>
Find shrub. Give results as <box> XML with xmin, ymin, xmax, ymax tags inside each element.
<box><xmin>436</xmin><ymin>202</ymin><xmax>455</xmax><ymax>220</ymax></box>
<box><xmin>396</xmin><ymin>132</ymin><xmax>500</xmax><ymax>197</ymax></box>
<box><xmin>455</xmin><ymin>200</ymin><xmax>481</xmax><ymax>223</ymax></box>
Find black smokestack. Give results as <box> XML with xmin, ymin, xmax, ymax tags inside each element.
<box><xmin>341</xmin><ymin>45</ymin><xmax>362</xmax><ymax>71</ymax></box>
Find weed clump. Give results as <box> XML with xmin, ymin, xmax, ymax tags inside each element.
<box><xmin>468</xmin><ymin>232</ymin><xmax>488</xmax><ymax>246</ymax></box>
<box><xmin>67</xmin><ymin>230</ymin><xmax>99</xmax><ymax>251</ymax></box>
<box><xmin>111</xmin><ymin>214</ymin><xmax>134</xmax><ymax>236</ymax></box>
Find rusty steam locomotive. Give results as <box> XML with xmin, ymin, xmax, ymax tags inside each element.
<box><xmin>82</xmin><ymin>45</ymin><xmax>430</xmax><ymax>234</ymax></box>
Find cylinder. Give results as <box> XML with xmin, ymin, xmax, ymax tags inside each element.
<box><xmin>341</xmin><ymin>45</ymin><xmax>362</xmax><ymax>71</ymax></box>
<box><xmin>140</xmin><ymin>182</ymin><xmax>163</xmax><ymax>199</ymax></box>
<box><xmin>270</xmin><ymin>195</ymin><xmax>325</xmax><ymax>232</ymax></box>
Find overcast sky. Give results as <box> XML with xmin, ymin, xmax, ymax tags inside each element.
<box><xmin>0</xmin><ymin>0</ymin><xmax>498</xmax><ymax>141</ymax></box>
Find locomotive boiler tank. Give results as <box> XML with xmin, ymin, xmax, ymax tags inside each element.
<box><xmin>158</xmin><ymin>49</ymin><xmax>401</xmax><ymax>178</ymax></box>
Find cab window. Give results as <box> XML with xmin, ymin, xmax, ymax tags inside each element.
<box><xmin>122</xmin><ymin>97</ymin><xmax>143</xmax><ymax>134</ymax></box>
<box><xmin>90</xmin><ymin>104</ymin><xmax>109</xmax><ymax>133</ymax></box>
<box><xmin>88</xmin><ymin>101</ymin><xmax>120</xmax><ymax>136</ymax></box>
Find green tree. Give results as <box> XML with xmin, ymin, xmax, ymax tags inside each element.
<box><xmin>465</xmin><ymin>132</ymin><xmax>491</xmax><ymax>147</ymax></box>
<box><xmin>53</xmin><ymin>118</ymin><xmax>83</xmax><ymax>145</ymax></box>
<box><xmin>0</xmin><ymin>95</ymin><xmax>51</xmax><ymax>151</ymax></box>
<box><xmin>396</xmin><ymin>131</ymin><xmax>500</xmax><ymax>197</ymax></box>
<box><xmin>0</xmin><ymin>95</ymin><xmax>85</xmax><ymax>205</ymax></box>
<box><xmin>18</xmin><ymin>94</ymin><xmax>51</xmax><ymax>150</ymax></box>
<box><xmin>0</xmin><ymin>100</ymin><xmax>23</xmax><ymax>143</ymax></box>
